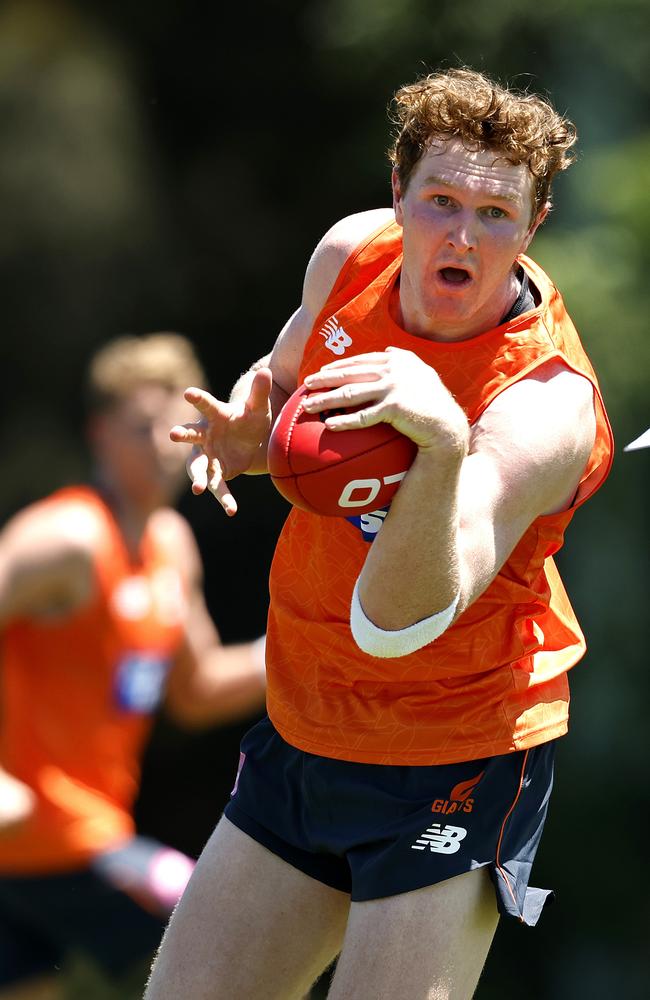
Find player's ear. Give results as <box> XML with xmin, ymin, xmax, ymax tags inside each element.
<box><xmin>392</xmin><ymin>169</ymin><xmax>404</xmax><ymax>225</ymax></box>
<box><xmin>522</xmin><ymin>202</ymin><xmax>550</xmax><ymax>252</ymax></box>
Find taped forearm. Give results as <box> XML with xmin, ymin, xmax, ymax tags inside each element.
<box><xmin>350</xmin><ymin>578</ymin><xmax>459</xmax><ymax>658</ymax></box>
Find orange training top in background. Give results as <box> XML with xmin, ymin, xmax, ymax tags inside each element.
<box><xmin>0</xmin><ymin>487</ymin><xmax>187</xmax><ymax>873</ymax></box>
<box><xmin>265</xmin><ymin>221</ymin><xmax>613</xmax><ymax>766</ymax></box>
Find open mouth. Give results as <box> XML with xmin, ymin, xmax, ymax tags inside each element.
<box><xmin>438</xmin><ymin>266</ymin><xmax>472</xmax><ymax>286</ymax></box>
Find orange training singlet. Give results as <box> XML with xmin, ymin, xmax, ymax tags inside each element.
<box><xmin>0</xmin><ymin>486</ymin><xmax>187</xmax><ymax>873</ymax></box>
<box><xmin>265</xmin><ymin>221</ymin><xmax>613</xmax><ymax>766</ymax></box>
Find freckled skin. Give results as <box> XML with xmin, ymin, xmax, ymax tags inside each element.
<box><xmin>393</xmin><ymin>139</ymin><xmax>547</xmax><ymax>342</ymax></box>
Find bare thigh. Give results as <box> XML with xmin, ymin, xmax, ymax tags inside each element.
<box><xmin>145</xmin><ymin>816</ymin><xmax>350</xmax><ymax>1000</ymax></box>
<box><xmin>328</xmin><ymin>867</ymin><xmax>499</xmax><ymax>1000</ymax></box>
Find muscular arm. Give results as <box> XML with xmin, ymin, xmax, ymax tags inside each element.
<box><xmin>160</xmin><ymin>513</ymin><xmax>267</xmax><ymax>727</ymax></box>
<box><xmin>230</xmin><ymin>212</ymin><xmax>396</xmax><ymax>470</ymax></box>
<box><xmin>175</xmin><ymin>210</ymin><xmax>394</xmax><ymax>510</ymax></box>
<box><xmin>358</xmin><ymin>361</ymin><xmax>597</xmax><ymax>634</ymax></box>
<box><xmin>302</xmin><ymin>349</ymin><xmax>596</xmax><ymax>652</ymax></box>
<box><xmin>0</xmin><ymin>502</ymin><xmax>96</xmax><ymax>626</ymax></box>
<box><xmin>0</xmin><ymin>501</ymin><xmax>96</xmax><ymax>831</ymax></box>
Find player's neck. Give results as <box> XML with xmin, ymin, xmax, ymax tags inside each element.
<box><xmin>396</xmin><ymin>269</ymin><xmax>521</xmax><ymax>343</ymax></box>
<box><xmin>94</xmin><ymin>474</ymin><xmax>159</xmax><ymax>557</ymax></box>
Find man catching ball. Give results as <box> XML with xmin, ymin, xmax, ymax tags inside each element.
<box><xmin>146</xmin><ymin>68</ymin><xmax>613</xmax><ymax>1000</ymax></box>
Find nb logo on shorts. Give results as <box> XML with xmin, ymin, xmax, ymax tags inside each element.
<box><xmin>319</xmin><ymin>316</ymin><xmax>353</xmax><ymax>355</ymax></box>
<box><xmin>410</xmin><ymin>824</ymin><xmax>467</xmax><ymax>854</ymax></box>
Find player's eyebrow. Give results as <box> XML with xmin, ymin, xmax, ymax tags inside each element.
<box><xmin>421</xmin><ymin>174</ymin><xmax>522</xmax><ymax>205</ymax></box>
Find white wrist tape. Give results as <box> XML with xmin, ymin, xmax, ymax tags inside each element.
<box><xmin>350</xmin><ymin>579</ymin><xmax>460</xmax><ymax>659</ymax></box>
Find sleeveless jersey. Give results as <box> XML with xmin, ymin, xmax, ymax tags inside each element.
<box><xmin>0</xmin><ymin>486</ymin><xmax>187</xmax><ymax>873</ymax></box>
<box><xmin>265</xmin><ymin>221</ymin><xmax>613</xmax><ymax>766</ymax></box>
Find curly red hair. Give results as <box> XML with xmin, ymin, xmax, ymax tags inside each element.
<box><xmin>388</xmin><ymin>68</ymin><xmax>577</xmax><ymax>216</ymax></box>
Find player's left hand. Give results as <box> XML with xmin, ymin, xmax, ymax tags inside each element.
<box><xmin>302</xmin><ymin>347</ymin><xmax>468</xmax><ymax>454</ymax></box>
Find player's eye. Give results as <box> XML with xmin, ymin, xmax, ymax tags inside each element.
<box><xmin>484</xmin><ymin>206</ymin><xmax>508</xmax><ymax>219</ymax></box>
<box><xmin>432</xmin><ymin>194</ymin><xmax>452</xmax><ymax>207</ymax></box>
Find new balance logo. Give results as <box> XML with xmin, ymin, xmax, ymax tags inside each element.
<box><xmin>319</xmin><ymin>316</ymin><xmax>352</xmax><ymax>355</ymax></box>
<box><xmin>411</xmin><ymin>824</ymin><xmax>467</xmax><ymax>853</ymax></box>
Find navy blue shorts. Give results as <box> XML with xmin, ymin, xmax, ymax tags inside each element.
<box><xmin>225</xmin><ymin>716</ymin><xmax>555</xmax><ymax>926</ymax></box>
<box><xmin>0</xmin><ymin>836</ymin><xmax>193</xmax><ymax>988</ymax></box>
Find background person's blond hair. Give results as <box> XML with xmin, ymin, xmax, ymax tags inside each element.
<box><xmin>86</xmin><ymin>333</ymin><xmax>207</xmax><ymax>413</ymax></box>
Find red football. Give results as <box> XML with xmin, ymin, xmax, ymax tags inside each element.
<box><xmin>267</xmin><ymin>384</ymin><xmax>417</xmax><ymax>517</ymax></box>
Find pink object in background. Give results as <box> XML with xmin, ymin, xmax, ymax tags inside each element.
<box><xmin>92</xmin><ymin>837</ymin><xmax>196</xmax><ymax>916</ymax></box>
<box><xmin>147</xmin><ymin>847</ymin><xmax>195</xmax><ymax>912</ymax></box>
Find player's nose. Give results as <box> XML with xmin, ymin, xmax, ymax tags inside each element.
<box><xmin>446</xmin><ymin>211</ymin><xmax>476</xmax><ymax>253</ymax></box>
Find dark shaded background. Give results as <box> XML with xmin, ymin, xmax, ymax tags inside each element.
<box><xmin>1</xmin><ymin>1</ymin><xmax>648</xmax><ymax>996</ymax></box>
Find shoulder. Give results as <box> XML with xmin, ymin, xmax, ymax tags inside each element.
<box><xmin>303</xmin><ymin>209</ymin><xmax>395</xmax><ymax>310</ymax></box>
<box><xmin>482</xmin><ymin>361</ymin><xmax>595</xmax><ymax>437</ymax></box>
<box><xmin>0</xmin><ymin>491</ymin><xmax>104</xmax><ymax>622</ymax></box>
<box><xmin>474</xmin><ymin>360</ymin><xmax>596</xmax><ymax>515</ymax></box>
<box><xmin>308</xmin><ymin>209</ymin><xmax>395</xmax><ymax>274</ymax></box>
<box><xmin>270</xmin><ymin>210</ymin><xmax>395</xmax><ymax>388</ymax></box>
<box><xmin>315</xmin><ymin>208</ymin><xmax>395</xmax><ymax>256</ymax></box>
<box><xmin>1</xmin><ymin>491</ymin><xmax>105</xmax><ymax>560</ymax></box>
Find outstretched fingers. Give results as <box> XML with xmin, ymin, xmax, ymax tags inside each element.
<box><xmin>170</xmin><ymin>420</ymin><xmax>206</xmax><ymax>445</ymax></box>
<box><xmin>187</xmin><ymin>449</ymin><xmax>209</xmax><ymax>495</ymax></box>
<box><xmin>184</xmin><ymin>386</ymin><xmax>233</xmax><ymax>421</ymax></box>
<box><xmin>207</xmin><ymin>458</ymin><xmax>238</xmax><ymax>516</ymax></box>
<box><xmin>175</xmin><ymin>383</ymin><xmax>271</xmax><ymax>515</ymax></box>
<box><xmin>245</xmin><ymin>367</ymin><xmax>274</xmax><ymax>416</ymax></box>
<box><xmin>186</xmin><ymin>450</ymin><xmax>237</xmax><ymax>515</ymax></box>
<box><xmin>171</xmin><ymin>388</ymin><xmax>231</xmax><ymax>446</ymax></box>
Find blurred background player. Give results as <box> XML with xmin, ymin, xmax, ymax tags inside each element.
<box><xmin>0</xmin><ymin>333</ymin><xmax>267</xmax><ymax>1000</ymax></box>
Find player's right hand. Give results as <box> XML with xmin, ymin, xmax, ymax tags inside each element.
<box><xmin>169</xmin><ymin>368</ymin><xmax>273</xmax><ymax>516</ymax></box>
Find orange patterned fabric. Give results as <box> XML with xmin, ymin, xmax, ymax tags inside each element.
<box><xmin>0</xmin><ymin>487</ymin><xmax>187</xmax><ymax>873</ymax></box>
<box><xmin>266</xmin><ymin>221</ymin><xmax>613</xmax><ymax>765</ymax></box>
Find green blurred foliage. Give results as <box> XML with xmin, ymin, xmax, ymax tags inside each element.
<box><xmin>0</xmin><ymin>0</ymin><xmax>648</xmax><ymax>997</ymax></box>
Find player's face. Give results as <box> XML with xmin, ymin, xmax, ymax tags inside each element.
<box><xmin>91</xmin><ymin>385</ymin><xmax>196</xmax><ymax>509</ymax></box>
<box><xmin>392</xmin><ymin>138</ymin><xmax>546</xmax><ymax>340</ymax></box>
